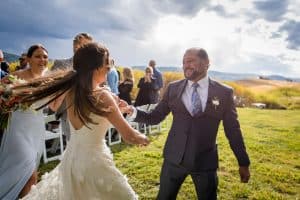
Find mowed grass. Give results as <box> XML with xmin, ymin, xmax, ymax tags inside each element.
<box><xmin>39</xmin><ymin>108</ymin><xmax>300</xmax><ymax>199</ymax></box>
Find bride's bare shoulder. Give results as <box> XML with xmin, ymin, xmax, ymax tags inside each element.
<box><xmin>93</xmin><ymin>87</ymin><xmax>112</xmax><ymax>101</ymax></box>
<box><xmin>92</xmin><ymin>87</ymin><xmax>117</xmax><ymax>112</ymax></box>
<box><xmin>93</xmin><ymin>86</ymin><xmax>110</xmax><ymax>95</ymax></box>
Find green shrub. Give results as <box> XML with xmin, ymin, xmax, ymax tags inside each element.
<box><xmin>223</xmin><ymin>83</ymin><xmax>300</xmax><ymax>110</ymax></box>
<box><xmin>223</xmin><ymin>82</ymin><xmax>256</xmax><ymax>106</ymax></box>
<box><xmin>255</xmin><ymin>94</ymin><xmax>285</xmax><ymax>109</ymax></box>
<box><xmin>9</xmin><ymin>61</ymin><xmax>54</xmax><ymax>72</ymax></box>
<box><xmin>256</xmin><ymin>87</ymin><xmax>300</xmax><ymax>109</ymax></box>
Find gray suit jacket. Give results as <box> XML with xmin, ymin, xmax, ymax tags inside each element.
<box><xmin>135</xmin><ymin>78</ymin><xmax>250</xmax><ymax>171</ymax></box>
<box><xmin>51</xmin><ymin>58</ymin><xmax>73</xmax><ymax>71</ymax></box>
<box><xmin>50</xmin><ymin>58</ymin><xmax>73</xmax><ymax>139</ymax></box>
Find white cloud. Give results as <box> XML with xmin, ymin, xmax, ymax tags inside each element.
<box><xmin>103</xmin><ymin>4</ymin><xmax>300</xmax><ymax>77</ymax></box>
<box><xmin>1</xmin><ymin>0</ymin><xmax>300</xmax><ymax>77</ymax></box>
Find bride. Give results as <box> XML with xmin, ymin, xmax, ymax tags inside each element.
<box><xmin>21</xmin><ymin>42</ymin><xmax>149</xmax><ymax>199</ymax></box>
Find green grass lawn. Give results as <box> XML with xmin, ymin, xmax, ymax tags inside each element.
<box><xmin>39</xmin><ymin>108</ymin><xmax>300</xmax><ymax>199</ymax></box>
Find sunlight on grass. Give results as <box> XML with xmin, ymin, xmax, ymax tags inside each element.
<box><xmin>39</xmin><ymin>109</ymin><xmax>300</xmax><ymax>199</ymax></box>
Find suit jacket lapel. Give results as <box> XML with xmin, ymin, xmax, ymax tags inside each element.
<box><xmin>175</xmin><ymin>79</ymin><xmax>191</xmax><ymax>115</ymax></box>
<box><xmin>176</xmin><ymin>79</ymin><xmax>188</xmax><ymax>99</ymax></box>
<box><xmin>204</xmin><ymin>78</ymin><xmax>218</xmax><ymax>114</ymax></box>
<box><xmin>194</xmin><ymin>78</ymin><xmax>218</xmax><ymax>117</ymax></box>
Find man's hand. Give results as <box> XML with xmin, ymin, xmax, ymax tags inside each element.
<box><xmin>121</xmin><ymin>105</ymin><xmax>134</xmax><ymax>116</ymax></box>
<box><xmin>118</xmin><ymin>99</ymin><xmax>129</xmax><ymax>114</ymax></box>
<box><xmin>115</xmin><ymin>97</ymin><xmax>134</xmax><ymax>116</ymax></box>
<box><xmin>239</xmin><ymin>166</ymin><xmax>250</xmax><ymax>183</ymax></box>
<box><xmin>118</xmin><ymin>99</ymin><xmax>128</xmax><ymax>108</ymax></box>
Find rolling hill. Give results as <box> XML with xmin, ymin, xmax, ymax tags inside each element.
<box><xmin>3</xmin><ymin>52</ymin><xmax>19</xmax><ymax>62</ymax></box>
<box><xmin>2</xmin><ymin>51</ymin><xmax>299</xmax><ymax>82</ymax></box>
<box><xmin>235</xmin><ymin>79</ymin><xmax>300</xmax><ymax>92</ymax></box>
<box><xmin>132</xmin><ymin>66</ymin><xmax>300</xmax><ymax>82</ymax></box>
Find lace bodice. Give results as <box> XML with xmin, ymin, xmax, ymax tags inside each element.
<box><xmin>22</xmin><ymin>113</ymin><xmax>138</xmax><ymax>200</ymax></box>
<box><xmin>68</xmin><ymin>114</ymin><xmax>111</xmax><ymax>147</ymax></box>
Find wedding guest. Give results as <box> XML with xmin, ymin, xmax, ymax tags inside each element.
<box><xmin>118</xmin><ymin>67</ymin><xmax>134</xmax><ymax>105</ymax></box>
<box><xmin>0</xmin><ymin>50</ymin><xmax>10</xmax><ymax>77</ymax></box>
<box><xmin>134</xmin><ymin>66</ymin><xmax>160</xmax><ymax>107</ymax></box>
<box><xmin>0</xmin><ymin>69</ymin><xmax>6</xmax><ymax>79</ymax></box>
<box><xmin>15</xmin><ymin>53</ymin><xmax>29</xmax><ymax>71</ymax></box>
<box><xmin>106</xmin><ymin>59</ymin><xmax>120</xmax><ymax>141</ymax></box>
<box><xmin>0</xmin><ymin>44</ymin><xmax>53</xmax><ymax>199</ymax></box>
<box><xmin>51</xmin><ymin>33</ymin><xmax>93</xmax><ymax>70</ymax></box>
<box><xmin>51</xmin><ymin>33</ymin><xmax>93</xmax><ymax>142</ymax></box>
<box><xmin>149</xmin><ymin>59</ymin><xmax>163</xmax><ymax>100</ymax></box>
<box><xmin>107</xmin><ymin>59</ymin><xmax>119</xmax><ymax>95</ymax></box>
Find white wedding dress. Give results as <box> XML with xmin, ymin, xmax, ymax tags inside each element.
<box><xmin>22</xmin><ymin>114</ymin><xmax>138</xmax><ymax>200</ymax></box>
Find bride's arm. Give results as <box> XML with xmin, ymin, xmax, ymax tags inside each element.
<box><xmin>97</xmin><ymin>90</ymin><xmax>149</xmax><ymax>146</ymax></box>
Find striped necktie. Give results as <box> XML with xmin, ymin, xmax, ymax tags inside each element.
<box><xmin>191</xmin><ymin>82</ymin><xmax>202</xmax><ymax>116</ymax></box>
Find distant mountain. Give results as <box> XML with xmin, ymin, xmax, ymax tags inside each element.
<box><xmin>3</xmin><ymin>52</ymin><xmax>19</xmax><ymax>62</ymax></box>
<box><xmin>208</xmin><ymin>70</ymin><xmax>258</xmax><ymax>81</ymax></box>
<box><xmin>132</xmin><ymin>66</ymin><xmax>183</xmax><ymax>72</ymax></box>
<box><xmin>2</xmin><ymin>55</ymin><xmax>299</xmax><ymax>82</ymax></box>
<box><xmin>132</xmin><ymin>66</ymin><xmax>300</xmax><ymax>82</ymax></box>
<box><xmin>293</xmin><ymin>78</ymin><xmax>300</xmax><ymax>82</ymax></box>
<box><xmin>3</xmin><ymin>51</ymin><xmax>56</xmax><ymax>63</ymax></box>
<box><xmin>261</xmin><ymin>75</ymin><xmax>294</xmax><ymax>81</ymax></box>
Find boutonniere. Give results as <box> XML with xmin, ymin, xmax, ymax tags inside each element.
<box><xmin>212</xmin><ymin>96</ymin><xmax>220</xmax><ymax>110</ymax></box>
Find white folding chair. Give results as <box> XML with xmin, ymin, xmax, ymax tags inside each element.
<box><xmin>146</xmin><ymin>104</ymin><xmax>161</xmax><ymax>134</ymax></box>
<box><xmin>43</xmin><ymin>114</ymin><xmax>64</xmax><ymax>163</ymax></box>
<box><xmin>135</xmin><ymin>105</ymin><xmax>152</xmax><ymax>134</ymax></box>
<box><xmin>127</xmin><ymin>120</ymin><xmax>147</xmax><ymax>134</ymax></box>
<box><xmin>107</xmin><ymin>124</ymin><xmax>122</xmax><ymax>146</ymax></box>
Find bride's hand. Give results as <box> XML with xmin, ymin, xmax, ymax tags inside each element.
<box><xmin>134</xmin><ymin>133</ymin><xmax>150</xmax><ymax>146</ymax></box>
<box><xmin>101</xmin><ymin>90</ymin><xmax>150</xmax><ymax>146</ymax></box>
<box><xmin>127</xmin><ymin>131</ymin><xmax>150</xmax><ymax>146</ymax></box>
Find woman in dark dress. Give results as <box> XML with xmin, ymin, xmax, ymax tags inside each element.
<box><xmin>134</xmin><ymin>67</ymin><xmax>159</xmax><ymax>107</ymax></box>
<box><xmin>118</xmin><ymin>67</ymin><xmax>134</xmax><ymax>105</ymax></box>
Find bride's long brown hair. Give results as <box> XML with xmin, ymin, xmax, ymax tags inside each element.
<box><xmin>20</xmin><ymin>42</ymin><xmax>111</xmax><ymax>126</ymax></box>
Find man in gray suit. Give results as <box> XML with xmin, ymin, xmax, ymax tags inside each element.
<box><xmin>52</xmin><ymin>33</ymin><xmax>93</xmax><ymax>71</ymax></box>
<box><xmin>127</xmin><ymin>48</ymin><xmax>250</xmax><ymax>199</ymax></box>
<box><xmin>51</xmin><ymin>33</ymin><xmax>93</xmax><ymax>141</ymax></box>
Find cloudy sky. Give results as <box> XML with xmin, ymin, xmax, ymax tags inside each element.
<box><xmin>1</xmin><ymin>0</ymin><xmax>300</xmax><ymax>77</ymax></box>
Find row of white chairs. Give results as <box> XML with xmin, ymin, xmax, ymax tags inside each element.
<box><xmin>42</xmin><ymin>104</ymin><xmax>167</xmax><ymax>163</ymax></box>
<box><xmin>43</xmin><ymin>114</ymin><xmax>64</xmax><ymax>163</ymax></box>
<box><xmin>101</xmin><ymin>104</ymin><xmax>166</xmax><ymax>146</ymax></box>
<box><xmin>135</xmin><ymin>104</ymin><xmax>162</xmax><ymax>134</ymax></box>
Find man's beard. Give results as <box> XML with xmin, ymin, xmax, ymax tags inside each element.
<box><xmin>184</xmin><ymin>68</ymin><xmax>202</xmax><ymax>81</ymax></box>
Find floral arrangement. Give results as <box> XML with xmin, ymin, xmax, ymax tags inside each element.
<box><xmin>212</xmin><ymin>96</ymin><xmax>220</xmax><ymax>110</ymax></box>
<box><xmin>0</xmin><ymin>75</ymin><xmax>31</xmax><ymax>129</ymax></box>
<box><xmin>0</xmin><ymin>70</ymin><xmax>73</xmax><ymax>130</ymax></box>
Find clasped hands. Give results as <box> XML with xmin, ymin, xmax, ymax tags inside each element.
<box><xmin>112</xmin><ymin>94</ymin><xmax>149</xmax><ymax>146</ymax></box>
<box><xmin>111</xmin><ymin>94</ymin><xmax>133</xmax><ymax>115</ymax></box>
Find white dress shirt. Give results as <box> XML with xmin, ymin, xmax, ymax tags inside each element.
<box><xmin>181</xmin><ymin>75</ymin><xmax>209</xmax><ymax>115</ymax></box>
<box><xmin>128</xmin><ymin>75</ymin><xmax>209</xmax><ymax>120</ymax></box>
